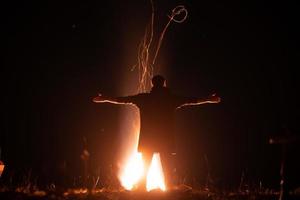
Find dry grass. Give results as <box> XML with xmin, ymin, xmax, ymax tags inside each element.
<box><xmin>0</xmin><ymin>185</ymin><xmax>295</xmax><ymax>200</ymax></box>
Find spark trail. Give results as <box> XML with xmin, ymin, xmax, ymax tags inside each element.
<box><xmin>132</xmin><ymin>1</ymin><xmax>188</xmax><ymax>92</ymax></box>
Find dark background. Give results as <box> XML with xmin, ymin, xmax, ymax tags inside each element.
<box><xmin>2</xmin><ymin>0</ymin><xmax>299</xmax><ymax>190</ymax></box>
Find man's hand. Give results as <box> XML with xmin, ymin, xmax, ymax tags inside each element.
<box><xmin>207</xmin><ymin>93</ymin><xmax>221</xmax><ymax>103</ymax></box>
<box><xmin>92</xmin><ymin>94</ymin><xmax>107</xmax><ymax>103</ymax></box>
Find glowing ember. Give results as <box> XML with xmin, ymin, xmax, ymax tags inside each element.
<box><xmin>119</xmin><ymin>152</ymin><xmax>144</xmax><ymax>190</ymax></box>
<box><xmin>119</xmin><ymin>152</ymin><xmax>166</xmax><ymax>191</ymax></box>
<box><xmin>0</xmin><ymin>161</ymin><xmax>4</xmax><ymax>177</ymax></box>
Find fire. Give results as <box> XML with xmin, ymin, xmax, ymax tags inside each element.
<box><xmin>146</xmin><ymin>153</ymin><xmax>166</xmax><ymax>191</ymax></box>
<box><xmin>119</xmin><ymin>152</ymin><xmax>144</xmax><ymax>190</ymax></box>
<box><xmin>119</xmin><ymin>152</ymin><xmax>166</xmax><ymax>191</ymax></box>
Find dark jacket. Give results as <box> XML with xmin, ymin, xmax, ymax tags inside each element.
<box><xmin>116</xmin><ymin>87</ymin><xmax>196</xmax><ymax>153</ymax></box>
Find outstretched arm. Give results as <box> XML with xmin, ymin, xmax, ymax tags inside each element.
<box><xmin>92</xmin><ymin>94</ymin><xmax>135</xmax><ymax>105</ymax></box>
<box><xmin>176</xmin><ymin>93</ymin><xmax>221</xmax><ymax>109</ymax></box>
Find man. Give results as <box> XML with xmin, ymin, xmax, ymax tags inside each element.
<box><xmin>93</xmin><ymin>75</ymin><xmax>221</xmax><ymax>190</ymax></box>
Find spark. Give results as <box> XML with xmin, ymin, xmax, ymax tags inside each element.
<box><xmin>132</xmin><ymin>1</ymin><xmax>188</xmax><ymax>93</ymax></box>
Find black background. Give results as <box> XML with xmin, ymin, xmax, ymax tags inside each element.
<box><xmin>2</xmin><ymin>0</ymin><xmax>299</xmax><ymax>189</ymax></box>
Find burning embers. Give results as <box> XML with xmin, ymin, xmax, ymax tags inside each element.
<box><xmin>119</xmin><ymin>152</ymin><xmax>166</xmax><ymax>191</ymax></box>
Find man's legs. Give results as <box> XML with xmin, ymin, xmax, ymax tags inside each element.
<box><xmin>161</xmin><ymin>152</ymin><xmax>176</xmax><ymax>189</ymax></box>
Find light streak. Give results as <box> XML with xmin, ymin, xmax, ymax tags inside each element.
<box><xmin>132</xmin><ymin>1</ymin><xmax>188</xmax><ymax>93</ymax></box>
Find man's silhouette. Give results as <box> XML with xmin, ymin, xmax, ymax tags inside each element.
<box><xmin>93</xmin><ymin>75</ymin><xmax>220</xmax><ymax>190</ymax></box>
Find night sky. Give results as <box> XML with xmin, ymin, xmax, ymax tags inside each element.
<box><xmin>2</xmin><ymin>0</ymin><xmax>299</xmax><ymax>189</ymax></box>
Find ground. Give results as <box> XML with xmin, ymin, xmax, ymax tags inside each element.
<box><xmin>1</xmin><ymin>185</ymin><xmax>299</xmax><ymax>200</ymax></box>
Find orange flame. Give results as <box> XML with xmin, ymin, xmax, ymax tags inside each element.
<box><xmin>119</xmin><ymin>152</ymin><xmax>144</xmax><ymax>190</ymax></box>
<box><xmin>146</xmin><ymin>153</ymin><xmax>166</xmax><ymax>191</ymax></box>
<box><xmin>119</xmin><ymin>152</ymin><xmax>166</xmax><ymax>191</ymax></box>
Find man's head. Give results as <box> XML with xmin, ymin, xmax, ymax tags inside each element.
<box><xmin>151</xmin><ymin>75</ymin><xmax>166</xmax><ymax>88</ymax></box>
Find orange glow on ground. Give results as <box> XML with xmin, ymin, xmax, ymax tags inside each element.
<box><xmin>119</xmin><ymin>152</ymin><xmax>166</xmax><ymax>191</ymax></box>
